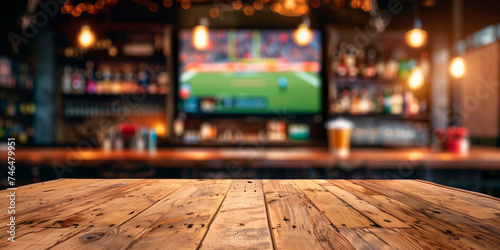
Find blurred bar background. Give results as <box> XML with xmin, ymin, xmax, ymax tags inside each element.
<box><xmin>1</xmin><ymin>0</ymin><xmax>500</xmax><ymax>197</ymax></box>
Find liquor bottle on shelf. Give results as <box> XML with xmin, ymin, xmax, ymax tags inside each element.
<box><xmin>356</xmin><ymin>47</ymin><xmax>366</xmax><ymax>79</ymax></box>
<box><xmin>384</xmin><ymin>59</ymin><xmax>399</xmax><ymax>80</ymax></box>
<box><xmin>137</xmin><ymin>63</ymin><xmax>150</xmax><ymax>94</ymax></box>
<box><xmin>339</xmin><ymin>88</ymin><xmax>351</xmax><ymax>113</ymax></box>
<box><xmin>110</xmin><ymin>72</ymin><xmax>122</xmax><ymax>94</ymax></box>
<box><xmin>349</xmin><ymin>88</ymin><xmax>360</xmax><ymax>114</ymax></box>
<box><xmin>147</xmin><ymin>73</ymin><xmax>158</xmax><ymax>94</ymax></box>
<box><xmin>397</xmin><ymin>59</ymin><xmax>411</xmax><ymax>80</ymax></box>
<box><xmin>86</xmin><ymin>61</ymin><xmax>96</xmax><ymax>94</ymax></box>
<box><xmin>404</xmin><ymin>91</ymin><xmax>414</xmax><ymax>115</ymax></box>
<box><xmin>391</xmin><ymin>86</ymin><xmax>404</xmax><ymax>115</ymax></box>
<box><xmin>346</xmin><ymin>47</ymin><xmax>358</xmax><ymax>81</ymax></box>
<box><xmin>123</xmin><ymin>71</ymin><xmax>136</xmax><ymax>94</ymax></box>
<box><xmin>71</xmin><ymin>67</ymin><xmax>82</xmax><ymax>94</ymax></box>
<box><xmin>359</xmin><ymin>87</ymin><xmax>371</xmax><ymax>114</ymax></box>
<box><xmin>383</xmin><ymin>89</ymin><xmax>392</xmax><ymax>114</ymax></box>
<box><xmin>375</xmin><ymin>57</ymin><xmax>385</xmax><ymax>79</ymax></box>
<box><xmin>157</xmin><ymin>68</ymin><xmax>169</xmax><ymax>94</ymax></box>
<box><xmin>102</xmin><ymin>68</ymin><xmax>112</xmax><ymax>94</ymax></box>
<box><xmin>374</xmin><ymin>91</ymin><xmax>384</xmax><ymax>114</ymax></box>
<box><xmin>337</xmin><ymin>52</ymin><xmax>348</xmax><ymax>77</ymax></box>
<box><xmin>364</xmin><ymin>48</ymin><xmax>377</xmax><ymax>78</ymax></box>
<box><xmin>62</xmin><ymin>66</ymin><xmax>72</xmax><ymax>94</ymax></box>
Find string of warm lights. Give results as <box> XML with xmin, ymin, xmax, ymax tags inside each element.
<box><xmin>61</xmin><ymin>0</ymin><xmax>375</xmax><ymax>18</ymax></box>
<box><xmin>61</xmin><ymin>0</ymin><xmax>117</xmax><ymax>17</ymax></box>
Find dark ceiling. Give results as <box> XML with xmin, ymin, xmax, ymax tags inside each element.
<box><xmin>2</xmin><ymin>0</ymin><xmax>500</xmax><ymax>56</ymax></box>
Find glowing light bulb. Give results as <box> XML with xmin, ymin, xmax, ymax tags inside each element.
<box><xmin>405</xmin><ymin>28</ymin><xmax>428</xmax><ymax>48</ymax></box>
<box><xmin>192</xmin><ymin>19</ymin><xmax>209</xmax><ymax>50</ymax></box>
<box><xmin>408</xmin><ymin>67</ymin><xmax>424</xmax><ymax>89</ymax></box>
<box><xmin>449</xmin><ymin>57</ymin><xmax>466</xmax><ymax>79</ymax></box>
<box><xmin>78</xmin><ymin>25</ymin><xmax>96</xmax><ymax>48</ymax></box>
<box><xmin>283</xmin><ymin>0</ymin><xmax>296</xmax><ymax>10</ymax></box>
<box><xmin>155</xmin><ymin>124</ymin><xmax>166</xmax><ymax>137</ymax></box>
<box><xmin>293</xmin><ymin>23</ymin><xmax>313</xmax><ymax>47</ymax></box>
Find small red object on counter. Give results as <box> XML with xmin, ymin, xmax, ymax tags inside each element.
<box><xmin>446</xmin><ymin>127</ymin><xmax>469</xmax><ymax>154</ymax></box>
<box><xmin>120</xmin><ymin>124</ymin><xmax>138</xmax><ymax>138</ymax></box>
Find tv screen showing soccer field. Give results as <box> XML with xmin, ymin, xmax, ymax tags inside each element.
<box><xmin>178</xmin><ymin>29</ymin><xmax>322</xmax><ymax>114</ymax></box>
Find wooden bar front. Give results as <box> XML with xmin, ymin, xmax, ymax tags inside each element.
<box><xmin>1</xmin><ymin>179</ymin><xmax>499</xmax><ymax>249</ymax></box>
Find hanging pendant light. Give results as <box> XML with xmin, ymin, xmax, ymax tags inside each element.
<box><xmin>405</xmin><ymin>0</ymin><xmax>427</xmax><ymax>48</ymax></box>
<box><xmin>450</xmin><ymin>0</ymin><xmax>466</xmax><ymax>79</ymax></box>
<box><xmin>274</xmin><ymin>0</ymin><xmax>309</xmax><ymax>16</ymax></box>
<box><xmin>449</xmin><ymin>57</ymin><xmax>465</xmax><ymax>79</ymax></box>
<box><xmin>192</xmin><ymin>18</ymin><xmax>209</xmax><ymax>51</ymax></box>
<box><xmin>78</xmin><ymin>25</ymin><xmax>96</xmax><ymax>48</ymax></box>
<box><xmin>293</xmin><ymin>16</ymin><xmax>313</xmax><ymax>47</ymax></box>
<box><xmin>406</xmin><ymin>28</ymin><xmax>428</xmax><ymax>48</ymax></box>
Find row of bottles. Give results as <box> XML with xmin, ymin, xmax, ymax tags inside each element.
<box><xmin>64</xmin><ymin>100</ymin><xmax>165</xmax><ymax>117</ymax></box>
<box><xmin>0</xmin><ymin>92</ymin><xmax>36</xmax><ymax>116</ymax></box>
<box><xmin>61</xmin><ymin>61</ymin><xmax>169</xmax><ymax>95</ymax></box>
<box><xmin>0</xmin><ymin>56</ymin><xmax>33</xmax><ymax>90</ymax></box>
<box><xmin>332</xmin><ymin>42</ymin><xmax>430</xmax><ymax>81</ymax></box>
<box><xmin>351</xmin><ymin>120</ymin><xmax>429</xmax><ymax>146</ymax></box>
<box><xmin>102</xmin><ymin>124</ymin><xmax>157</xmax><ymax>153</ymax></box>
<box><xmin>176</xmin><ymin>119</ymin><xmax>311</xmax><ymax>143</ymax></box>
<box><xmin>331</xmin><ymin>86</ymin><xmax>426</xmax><ymax>116</ymax></box>
<box><xmin>0</xmin><ymin>119</ymin><xmax>34</xmax><ymax>144</ymax></box>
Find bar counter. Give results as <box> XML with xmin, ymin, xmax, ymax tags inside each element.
<box><xmin>1</xmin><ymin>179</ymin><xmax>499</xmax><ymax>249</ymax></box>
<box><xmin>9</xmin><ymin>146</ymin><xmax>500</xmax><ymax>169</ymax></box>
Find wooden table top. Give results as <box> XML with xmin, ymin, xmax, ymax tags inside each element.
<box><xmin>9</xmin><ymin>146</ymin><xmax>500</xmax><ymax>169</ymax></box>
<box><xmin>2</xmin><ymin>179</ymin><xmax>500</xmax><ymax>249</ymax></box>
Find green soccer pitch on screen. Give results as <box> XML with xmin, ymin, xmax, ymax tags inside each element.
<box><xmin>178</xmin><ymin>29</ymin><xmax>322</xmax><ymax>115</ymax></box>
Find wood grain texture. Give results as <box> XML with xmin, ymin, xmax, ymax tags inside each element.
<box><xmin>0</xmin><ymin>179</ymin><xmax>147</xmax><ymax>244</ymax></box>
<box><xmin>315</xmin><ymin>180</ymin><xmax>409</xmax><ymax>228</ymax></box>
<box><xmin>0</xmin><ymin>180</ymin><xmax>189</xmax><ymax>249</ymax></box>
<box><xmin>200</xmin><ymin>180</ymin><xmax>273</xmax><ymax>249</ymax></box>
<box><xmin>4</xmin><ymin>179</ymin><xmax>500</xmax><ymax>249</ymax></box>
<box><xmin>349</xmin><ymin>180</ymin><xmax>500</xmax><ymax>249</ymax></box>
<box><xmin>293</xmin><ymin>179</ymin><xmax>374</xmax><ymax>228</ymax></box>
<box><xmin>52</xmin><ymin>180</ymin><xmax>231</xmax><ymax>250</ymax></box>
<box><xmin>370</xmin><ymin>180</ymin><xmax>500</xmax><ymax>219</ymax></box>
<box><xmin>263</xmin><ymin>180</ymin><xmax>355</xmax><ymax>249</ymax></box>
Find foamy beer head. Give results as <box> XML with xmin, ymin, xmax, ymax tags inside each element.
<box><xmin>325</xmin><ymin>118</ymin><xmax>354</xmax><ymax>157</ymax></box>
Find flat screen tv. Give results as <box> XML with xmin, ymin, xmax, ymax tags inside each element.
<box><xmin>177</xmin><ymin>29</ymin><xmax>322</xmax><ymax>115</ymax></box>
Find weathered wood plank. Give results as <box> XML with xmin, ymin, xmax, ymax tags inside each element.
<box><xmin>413</xmin><ymin>179</ymin><xmax>500</xmax><ymax>209</ymax></box>
<box><xmin>370</xmin><ymin>180</ymin><xmax>500</xmax><ymax>219</ymax></box>
<box><xmin>0</xmin><ymin>179</ymin><xmax>157</xmax><ymax>245</ymax></box>
<box><xmin>2</xmin><ymin>179</ymin><xmax>500</xmax><ymax>249</ymax></box>
<box><xmin>347</xmin><ymin>180</ymin><xmax>500</xmax><ymax>249</ymax></box>
<box><xmin>338</xmin><ymin>228</ymin><xmax>391</xmax><ymax>250</ymax></box>
<box><xmin>339</xmin><ymin>228</ymin><xmax>427</xmax><ymax>250</ymax></box>
<box><xmin>0</xmin><ymin>179</ymin><xmax>144</xmax><ymax>228</ymax></box>
<box><xmin>315</xmin><ymin>180</ymin><xmax>408</xmax><ymax>228</ymax></box>
<box><xmin>263</xmin><ymin>180</ymin><xmax>355</xmax><ymax>249</ymax></box>
<box><xmin>0</xmin><ymin>178</ymin><xmax>69</xmax><ymax>197</ymax></box>
<box><xmin>0</xmin><ymin>179</ymin><xmax>189</xmax><ymax>249</ymax></box>
<box><xmin>0</xmin><ymin>179</ymin><xmax>98</xmax><ymax>215</ymax></box>
<box><xmin>293</xmin><ymin>180</ymin><xmax>375</xmax><ymax>228</ymax></box>
<box><xmin>51</xmin><ymin>180</ymin><xmax>232</xmax><ymax>250</ymax></box>
<box><xmin>200</xmin><ymin>180</ymin><xmax>273</xmax><ymax>249</ymax></box>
